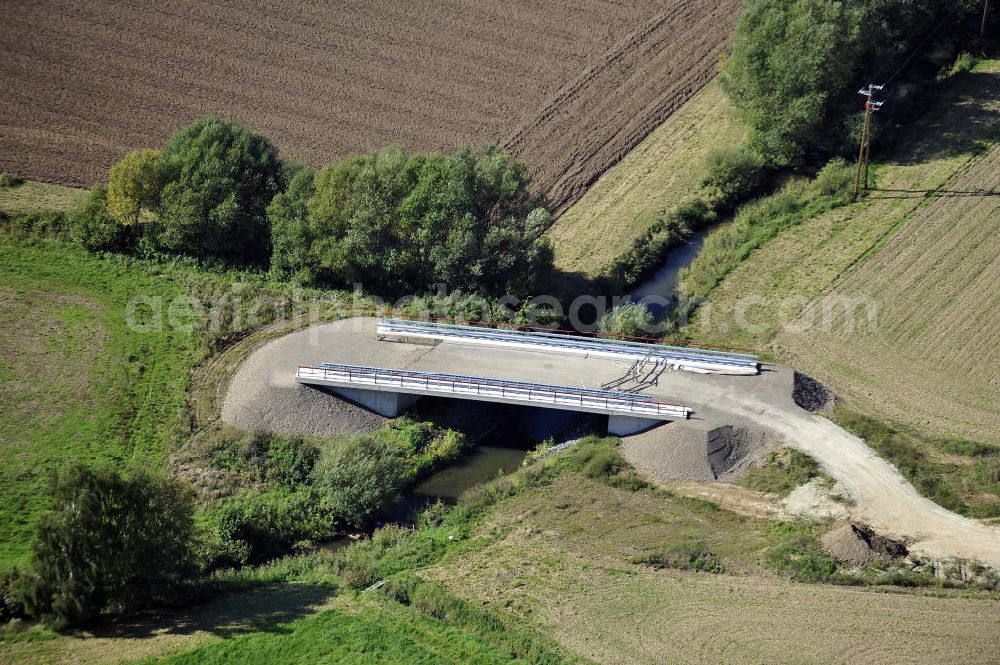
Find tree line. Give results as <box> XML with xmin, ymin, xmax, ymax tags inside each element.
<box><xmin>722</xmin><ymin>0</ymin><xmax>996</xmax><ymax>167</ymax></box>
<box><xmin>70</xmin><ymin>116</ymin><xmax>553</xmax><ymax>298</ymax></box>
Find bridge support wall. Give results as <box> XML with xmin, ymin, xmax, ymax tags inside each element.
<box><xmin>327</xmin><ymin>386</ymin><xmax>421</xmax><ymax>417</ymax></box>
<box><xmin>608</xmin><ymin>414</ymin><xmax>664</xmax><ymax>436</ymax></box>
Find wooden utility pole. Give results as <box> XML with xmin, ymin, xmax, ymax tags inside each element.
<box><xmin>983</xmin><ymin>0</ymin><xmax>990</xmax><ymax>39</ymax></box>
<box><xmin>852</xmin><ymin>84</ymin><xmax>884</xmax><ymax>201</ymax></box>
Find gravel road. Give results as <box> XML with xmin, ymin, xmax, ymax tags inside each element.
<box><xmin>682</xmin><ymin>375</ymin><xmax>1000</xmax><ymax>567</ymax></box>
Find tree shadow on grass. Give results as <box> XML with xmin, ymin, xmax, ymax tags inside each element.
<box><xmin>885</xmin><ymin>68</ymin><xmax>1000</xmax><ymax>167</ymax></box>
<box><xmin>81</xmin><ymin>583</ymin><xmax>337</xmax><ymax>642</ymax></box>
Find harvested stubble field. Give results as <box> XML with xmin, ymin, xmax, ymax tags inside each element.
<box><xmin>682</xmin><ymin>63</ymin><xmax>1000</xmax><ymax>444</ymax></box>
<box><xmin>424</xmin><ymin>475</ymin><xmax>1000</xmax><ymax>664</ymax></box>
<box><xmin>775</xmin><ymin>140</ymin><xmax>1000</xmax><ymax>445</ymax></box>
<box><xmin>547</xmin><ymin>79</ymin><xmax>743</xmax><ymax>276</ymax></box>
<box><xmin>0</xmin><ymin>0</ymin><xmax>738</xmax><ymax>212</ymax></box>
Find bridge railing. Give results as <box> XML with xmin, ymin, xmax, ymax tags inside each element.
<box><xmin>296</xmin><ymin>363</ymin><xmax>691</xmax><ymax>419</ymax></box>
<box><xmin>377</xmin><ymin>318</ymin><xmax>759</xmax><ymax>374</ymax></box>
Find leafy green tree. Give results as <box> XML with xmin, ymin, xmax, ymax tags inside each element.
<box><xmin>268</xmin><ymin>167</ymin><xmax>316</xmax><ymax>281</ymax></box>
<box><xmin>722</xmin><ymin>0</ymin><xmax>989</xmax><ymax>166</ymax></box>
<box><xmin>67</xmin><ymin>184</ymin><xmax>127</xmax><ymax>251</ymax></box>
<box><xmin>311</xmin><ymin>437</ymin><xmax>408</xmax><ymax>528</ymax></box>
<box><xmin>286</xmin><ymin>145</ymin><xmax>552</xmax><ymax>296</ymax></box>
<box><xmin>107</xmin><ymin>149</ymin><xmax>161</xmax><ymax>226</ymax></box>
<box><xmin>154</xmin><ymin>116</ymin><xmax>283</xmax><ymax>262</ymax></box>
<box><xmin>18</xmin><ymin>465</ymin><xmax>198</xmax><ymax>628</ymax></box>
<box><xmin>721</xmin><ymin>0</ymin><xmax>866</xmax><ymax>166</ymax></box>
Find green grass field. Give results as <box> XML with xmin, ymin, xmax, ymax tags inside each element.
<box><xmin>0</xmin><ymin>232</ymin><xmax>359</xmax><ymax>568</ymax></box>
<box><xmin>0</xmin><ymin>239</ymin><xmax>200</xmax><ymax>566</ymax></box>
<box><xmin>150</xmin><ymin>593</ymin><xmax>552</xmax><ymax>665</ymax></box>
<box><xmin>0</xmin><ymin>181</ymin><xmax>84</xmax><ymax>215</ymax></box>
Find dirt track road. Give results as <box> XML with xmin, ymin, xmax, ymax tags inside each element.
<box><xmin>667</xmin><ymin>370</ymin><xmax>1000</xmax><ymax>567</ymax></box>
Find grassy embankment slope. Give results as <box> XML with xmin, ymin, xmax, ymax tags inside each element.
<box><xmin>679</xmin><ymin>62</ymin><xmax>1000</xmax><ymax>447</ymax></box>
<box><xmin>425</xmin><ymin>474</ymin><xmax>1000</xmax><ymax>664</ymax></box>
<box><xmin>545</xmin><ymin>80</ymin><xmax>742</xmax><ymax>278</ymax></box>
<box><xmin>33</xmin><ymin>446</ymin><xmax>993</xmax><ymax>665</ymax></box>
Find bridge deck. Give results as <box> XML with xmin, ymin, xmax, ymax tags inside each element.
<box><xmin>296</xmin><ymin>363</ymin><xmax>692</xmax><ymax>419</ymax></box>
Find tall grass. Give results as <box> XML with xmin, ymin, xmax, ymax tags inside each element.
<box><xmin>679</xmin><ymin>159</ymin><xmax>855</xmax><ymax>300</ymax></box>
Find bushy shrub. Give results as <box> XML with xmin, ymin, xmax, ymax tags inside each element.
<box><xmin>1</xmin><ymin>210</ymin><xmax>67</xmax><ymax>240</ymax></box>
<box><xmin>0</xmin><ymin>572</ymin><xmax>24</xmax><ymax>623</ymax></box>
<box><xmin>395</xmin><ymin>291</ymin><xmax>497</xmax><ymax>326</ymax></box>
<box><xmin>67</xmin><ymin>184</ymin><xmax>128</xmax><ymax>251</ymax></box>
<box><xmin>631</xmin><ymin>539</ymin><xmax>725</xmax><ymax>573</ymax></box>
<box><xmin>311</xmin><ymin>436</ymin><xmax>408</xmax><ymax>528</ymax></box>
<box><xmin>949</xmin><ymin>51</ymin><xmax>984</xmax><ymax>75</ymax></box>
<box><xmin>0</xmin><ymin>172</ymin><xmax>24</xmax><ymax>188</ymax></box>
<box><xmin>17</xmin><ymin>464</ymin><xmax>198</xmax><ymax>628</ymax></box>
<box><xmin>598</xmin><ymin>302</ymin><xmax>656</xmax><ymax>340</ymax></box>
<box><xmin>208</xmin><ymin>488</ymin><xmax>335</xmax><ymax>567</ymax></box>
<box><xmin>208</xmin><ymin>430</ymin><xmax>319</xmax><ymax>486</ymax></box>
<box><xmin>373</xmin><ymin>419</ymin><xmax>466</xmax><ymax>476</ymax></box>
<box><xmin>703</xmin><ymin>147</ymin><xmax>766</xmax><ymax>208</ymax></box>
<box><xmin>427</xmin><ymin>430</ymin><xmax>464</xmax><ymax>463</ymax></box>
<box><xmin>812</xmin><ymin>158</ymin><xmax>854</xmax><ymax>197</ymax></box>
<box><xmin>765</xmin><ymin>521</ymin><xmax>837</xmax><ymax>582</ymax></box>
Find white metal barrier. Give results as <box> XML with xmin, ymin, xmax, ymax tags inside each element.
<box><xmin>376</xmin><ymin>318</ymin><xmax>759</xmax><ymax>375</ymax></box>
<box><xmin>296</xmin><ymin>363</ymin><xmax>691</xmax><ymax>419</ymax></box>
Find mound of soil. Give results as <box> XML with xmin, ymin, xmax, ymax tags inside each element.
<box><xmin>821</xmin><ymin>522</ymin><xmax>908</xmax><ymax>566</ymax></box>
<box><xmin>620</xmin><ymin>422</ymin><xmax>776</xmax><ymax>483</ymax></box>
<box><xmin>793</xmin><ymin>372</ymin><xmax>835</xmax><ymax>412</ymax></box>
<box><xmin>707</xmin><ymin>426</ymin><xmax>775</xmax><ymax>480</ymax></box>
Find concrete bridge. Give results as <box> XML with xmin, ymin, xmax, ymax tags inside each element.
<box><xmin>295</xmin><ymin>362</ymin><xmax>692</xmax><ymax>435</ymax></box>
<box><xmin>290</xmin><ymin>318</ymin><xmax>759</xmax><ymax>435</ymax></box>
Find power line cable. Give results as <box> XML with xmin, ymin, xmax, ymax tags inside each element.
<box><xmin>879</xmin><ymin>2</ymin><xmax>966</xmax><ymax>87</ymax></box>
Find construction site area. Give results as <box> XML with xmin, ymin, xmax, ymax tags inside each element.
<box><xmin>222</xmin><ymin>316</ymin><xmax>1000</xmax><ymax>568</ymax></box>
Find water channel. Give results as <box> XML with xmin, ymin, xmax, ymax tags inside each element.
<box><xmin>628</xmin><ymin>230</ymin><xmax>707</xmax><ymax>320</ymax></box>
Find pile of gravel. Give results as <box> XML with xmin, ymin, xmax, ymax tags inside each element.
<box><xmin>793</xmin><ymin>371</ymin><xmax>835</xmax><ymax>412</ymax></box>
<box><xmin>708</xmin><ymin>426</ymin><xmax>775</xmax><ymax>481</ymax></box>
<box><xmin>621</xmin><ymin>424</ymin><xmax>716</xmax><ymax>482</ymax></box>
<box><xmin>621</xmin><ymin>423</ymin><xmax>776</xmax><ymax>483</ymax></box>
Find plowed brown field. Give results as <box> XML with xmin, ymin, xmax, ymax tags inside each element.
<box><xmin>0</xmin><ymin>0</ymin><xmax>738</xmax><ymax>212</ymax></box>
